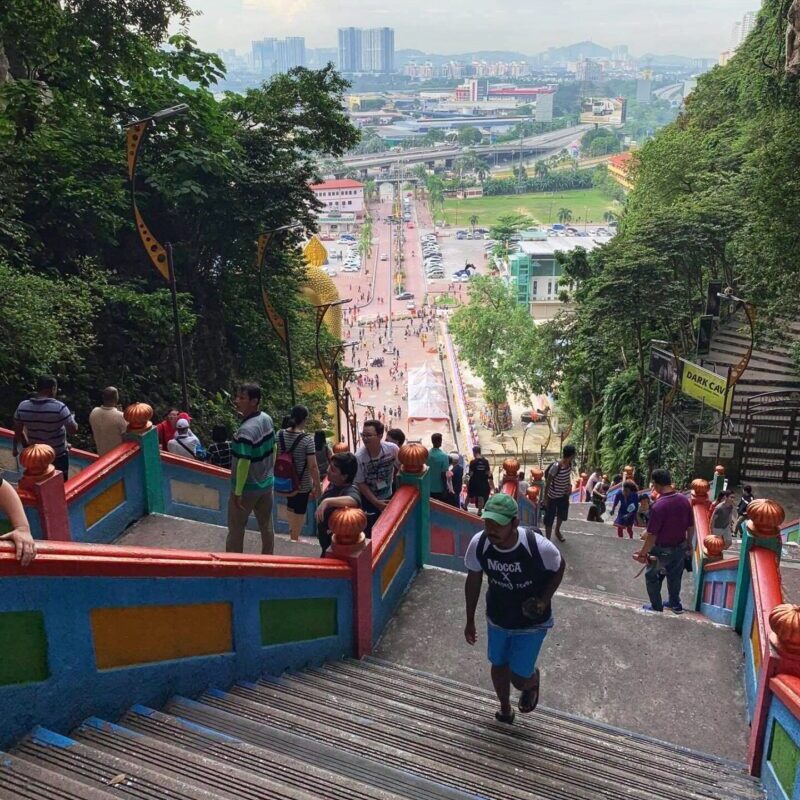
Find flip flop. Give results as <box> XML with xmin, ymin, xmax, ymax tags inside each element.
<box><xmin>495</xmin><ymin>710</ymin><xmax>515</xmax><ymax>724</ymax></box>
<box><xmin>518</xmin><ymin>669</ymin><xmax>540</xmax><ymax>714</ymax></box>
<box><xmin>556</xmin><ymin>532</ymin><xmax>566</xmax><ymax>542</ymax></box>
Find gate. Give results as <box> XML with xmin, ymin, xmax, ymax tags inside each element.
<box><xmin>742</xmin><ymin>390</ymin><xmax>800</xmax><ymax>483</ymax></box>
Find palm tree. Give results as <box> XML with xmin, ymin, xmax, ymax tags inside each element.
<box><xmin>469</xmin><ymin>214</ymin><xmax>479</xmax><ymax>234</ymax></box>
<box><xmin>557</xmin><ymin>208</ymin><xmax>573</xmax><ymax>224</ymax></box>
<box><xmin>364</xmin><ymin>179</ymin><xmax>377</xmax><ymax>203</ymax></box>
<box><xmin>603</xmin><ymin>210</ymin><xmax>616</xmax><ymax>224</ymax></box>
<box><xmin>534</xmin><ymin>160</ymin><xmax>549</xmax><ymax>179</ymax></box>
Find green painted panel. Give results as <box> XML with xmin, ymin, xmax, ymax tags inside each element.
<box><xmin>0</xmin><ymin>611</ymin><xmax>49</xmax><ymax>686</ymax></box>
<box><xmin>260</xmin><ymin>598</ymin><xmax>337</xmax><ymax>646</ymax></box>
<box><xmin>0</xmin><ymin>517</ymin><xmax>11</xmax><ymax>534</ymax></box>
<box><xmin>769</xmin><ymin>720</ymin><xmax>800</xmax><ymax>796</ymax></box>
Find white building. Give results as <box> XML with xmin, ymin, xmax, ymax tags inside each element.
<box><xmin>310</xmin><ymin>179</ymin><xmax>365</xmax><ymax>221</ymax></box>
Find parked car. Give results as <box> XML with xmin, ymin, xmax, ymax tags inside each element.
<box><xmin>406</xmin><ymin>301</ymin><xmax>416</xmax><ymax>310</ymax></box>
<box><xmin>396</xmin><ymin>291</ymin><xmax>414</xmax><ymax>300</ymax></box>
<box><xmin>380</xmin><ymin>253</ymin><xmax>388</xmax><ymax>261</ymax></box>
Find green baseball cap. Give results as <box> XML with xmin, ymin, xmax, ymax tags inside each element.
<box><xmin>482</xmin><ymin>493</ymin><xmax>518</xmax><ymax>526</ymax></box>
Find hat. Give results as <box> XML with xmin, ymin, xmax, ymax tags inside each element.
<box><xmin>482</xmin><ymin>493</ymin><xmax>518</xmax><ymax>526</ymax></box>
<box><xmin>176</xmin><ymin>418</ymin><xmax>190</xmax><ymax>429</ymax></box>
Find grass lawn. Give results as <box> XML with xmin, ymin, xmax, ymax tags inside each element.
<box><xmin>442</xmin><ymin>188</ymin><xmax>621</xmax><ymax>229</ymax></box>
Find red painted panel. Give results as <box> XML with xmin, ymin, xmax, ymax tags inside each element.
<box><xmin>725</xmin><ymin>582</ymin><xmax>736</xmax><ymax>610</ymax></box>
<box><xmin>750</xmin><ymin>547</ymin><xmax>783</xmax><ymax>666</ymax></box>
<box><xmin>430</xmin><ymin>525</ymin><xmax>455</xmax><ymax>555</ymax></box>
<box><xmin>691</xmin><ymin>495</ymin><xmax>712</xmax><ymax>553</ymax></box>
<box><xmin>771</xmin><ymin>675</ymin><xmax>800</xmax><ymax>719</ymax></box>
<box><xmin>703</xmin><ymin>582</ymin><xmax>713</xmax><ymax>604</ymax></box>
<box><xmin>371</xmin><ymin>485</ymin><xmax>419</xmax><ymax>566</ymax></box>
<box><xmin>0</xmin><ymin>541</ymin><xmax>351</xmax><ymax>580</ymax></box>
<box><xmin>64</xmin><ymin>442</ymin><xmax>141</xmax><ymax>502</ymax></box>
<box><xmin>712</xmin><ymin>581</ymin><xmax>724</xmax><ymax>607</ymax></box>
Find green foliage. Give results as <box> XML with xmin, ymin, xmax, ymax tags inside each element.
<box><xmin>457</xmin><ymin>126</ymin><xmax>483</xmax><ymax>146</ymax></box>
<box><xmin>483</xmin><ymin>168</ymin><xmax>594</xmax><ymax>196</ymax></box>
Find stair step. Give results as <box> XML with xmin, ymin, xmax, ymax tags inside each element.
<box><xmin>120</xmin><ymin>704</ymin><xmax>472</xmax><ymax>800</ymax></box>
<box><xmin>12</xmin><ymin>726</ymin><xmax>224</xmax><ymax>800</ymax></box>
<box><xmin>358</xmin><ymin>658</ymin><xmax>762</xmax><ymax>797</ymax></box>
<box><xmin>0</xmin><ymin>749</ymin><xmax>118</xmax><ymax>800</ymax></box>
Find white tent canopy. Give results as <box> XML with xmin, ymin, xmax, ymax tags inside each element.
<box><xmin>407</xmin><ymin>362</ymin><xmax>450</xmax><ymax>422</ymax></box>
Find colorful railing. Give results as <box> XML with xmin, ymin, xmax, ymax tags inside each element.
<box><xmin>0</xmin><ymin>540</ymin><xmax>353</xmax><ymax>749</ymax></box>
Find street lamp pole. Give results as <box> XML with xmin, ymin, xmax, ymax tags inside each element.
<box><xmin>125</xmin><ymin>103</ymin><xmax>191</xmax><ymax>411</ymax></box>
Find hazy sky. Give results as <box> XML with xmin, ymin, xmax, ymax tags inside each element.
<box><xmin>181</xmin><ymin>0</ymin><xmax>759</xmax><ymax>57</ymax></box>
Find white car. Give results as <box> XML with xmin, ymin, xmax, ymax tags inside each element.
<box><xmin>380</xmin><ymin>253</ymin><xmax>388</xmax><ymax>261</ymax></box>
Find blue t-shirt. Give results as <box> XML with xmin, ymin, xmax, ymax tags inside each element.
<box><xmin>14</xmin><ymin>396</ymin><xmax>75</xmax><ymax>457</ymax></box>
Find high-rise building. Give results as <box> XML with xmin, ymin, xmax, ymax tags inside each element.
<box><xmin>252</xmin><ymin>38</ymin><xmax>277</xmax><ymax>76</ymax></box>
<box><xmin>575</xmin><ymin>59</ymin><xmax>602</xmax><ymax>82</ymax></box>
<box><xmin>337</xmin><ymin>27</ymin><xmax>362</xmax><ymax>73</ymax></box>
<box><xmin>361</xmin><ymin>27</ymin><xmax>394</xmax><ymax>73</ymax></box>
<box><xmin>252</xmin><ymin>36</ymin><xmax>304</xmax><ymax>76</ymax></box>
<box><xmin>731</xmin><ymin>11</ymin><xmax>757</xmax><ymax>50</ymax></box>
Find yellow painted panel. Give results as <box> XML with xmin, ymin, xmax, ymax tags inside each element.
<box><xmin>751</xmin><ymin>613</ymin><xmax>762</xmax><ymax>672</ymax></box>
<box><xmin>381</xmin><ymin>537</ymin><xmax>406</xmax><ymax>597</ymax></box>
<box><xmin>170</xmin><ymin>479</ymin><xmax>221</xmax><ymax>511</ymax></box>
<box><xmin>85</xmin><ymin>480</ymin><xmax>126</xmax><ymax>528</ymax></box>
<box><xmin>92</xmin><ymin>602</ymin><xmax>232</xmax><ymax>669</ymax></box>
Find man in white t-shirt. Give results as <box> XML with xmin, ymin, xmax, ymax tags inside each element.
<box><xmin>89</xmin><ymin>386</ymin><xmax>128</xmax><ymax>455</ymax></box>
<box><xmin>464</xmin><ymin>493</ymin><xmax>565</xmax><ymax>724</ymax></box>
<box><xmin>355</xmin><ymin>419</ymin><xmax>400</xmax><ymax>535</ymax></box>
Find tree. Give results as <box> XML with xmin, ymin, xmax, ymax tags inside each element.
<box><xmin>534</xmin><ymin>160</ymin><xmax>549</xmax><ymax>179</ymax></box>
<box><xmin>489</xmin><ymin>213</ymin><xmax>529</xmax><ymax>261</ymax></box>
<box><xmin>557</xmin><ymin>208</ymin><xmax>573</xmax><ymax>224</ymax></box>
<box><xmin>364</xmin><ymin>179</ymin><xmax>377</xmax><ymax>202</ymax></box>
<box><xmin>457</xmin><ymin>126</ymin><xmax>483</xmax><ymax>146</ymax></box>
<box><xmin>469</xmin><ymin>214</ymin><xmax>479</xmax><ymax>234</ymax></box>
<box><xmin>603</xmin><ymin>210</ymin><xmax>617</xmax><ymax>224</ymax></box>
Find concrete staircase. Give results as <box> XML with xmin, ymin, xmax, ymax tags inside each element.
<box><xmin>706</xmin><ymin>314</ymin><xmax>800</xmax><ymax>428</ymax></box>
<box><xmin>0</xmin><ymin>658</ymin><xmax>762</xmax><ymax>800</ymax></box>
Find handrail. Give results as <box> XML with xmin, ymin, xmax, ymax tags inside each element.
<box><xmin>64</xmin><ymin>441</ymin><xmax>141</xmax><ymax>502</ymax></box>
<box><xmin>0</xmin><ymin>540</ymin><xmax>351</xmax><ymax>580</ymax></box>
<box><xmin>430</xmin><ymin>497</ymin><xmax>483</xmax><ymax>523</ymax></box>
<box><xmin>161</xmin><ymin>450</ymin><xmax>230</xmax><ymax>477</ymax></box>
<box><xmin>750</xmin><ymin>546</ymin><xmax>783</xmax><ymax>665</ymax></box>
<box><xmin>770</xmin><ymin>675</ymin><xmax>800</xmax><ymax>720</ymax></box>
<box><xmin>371</xmin><ymin>484</ymin><xmax>418</xmax><ymax>567</ymax></box>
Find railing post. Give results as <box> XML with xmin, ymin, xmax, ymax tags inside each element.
<box><xmin>396</xmin><ymin>443</ymin><xmax>430</xmax><ymax>568</ymax></box>
<box><xmin>690</xmin><ymin>478</ymin><xmax>711</xmax><ymax>611</ymax></box>
<box><xmin>123</xmin><ymin>403</ymin><xmax>164</xmax><ymax>515</ymax></box>
<box><xmin>327</xmin><ymin>507</ymin><xmax>372</xmax><ymax>658</ymax></box>
<box><xmin>19</xmin><ymin>444</ymin><xmax>70</xmax><ymax>541</ymax></box>
<box><xmin>711</xmin><ymin>464</ymin><xmax>726</xmax><ymax>501</ymax></box>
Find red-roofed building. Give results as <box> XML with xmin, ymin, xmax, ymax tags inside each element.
<box><xmin>310</xmin><ymin>179</ymin><xmax>365</xmax><ymax>221</ymax></box>
<box><xmin>608</xmin><ymin>152</ymin><xmax>634</xmax><ymax>191</ymax></box>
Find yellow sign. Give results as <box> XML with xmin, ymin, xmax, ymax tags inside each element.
<box><xmin>680</xmin><ymin>360</ymin><xmax>732</xmax><ymax>414</ymax></box>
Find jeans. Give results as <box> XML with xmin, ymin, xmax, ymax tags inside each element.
<box><xmin>645</xmin><ymin>545</ymin><xmax>686</xmax><ymax>611</ymax></box>
<box><xmin>226</xmin><ymin>489</ymin><xmax>274</xmax><ymax>554</ymax></box>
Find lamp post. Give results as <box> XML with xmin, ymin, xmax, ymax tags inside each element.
<box><xmin>125</xmin><ymin>103</ymin><xmax>191</xmax><ymax>411</ymax></box>
<box><xmin>521</xmin><ymin>421</ymin><xmax>534</xmax><ymax>473</ymax></box>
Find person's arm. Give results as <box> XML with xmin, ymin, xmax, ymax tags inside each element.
<box><xmin>314</xmin><ymin>494</ymin><xmax>358</xmax><ymax>522</ymax></box>
<box><xmin>526</xmin><ymin>557</ymin><xmax>567</xmax><ymax>617</ymax></box>
<box><xmin>307</xmin><ymin>452</ymin><xmax>321</xmax><ymax>499</ymax></box>
<box><xmin>357</xmin><ymin>481</ymin><xmax>386</xmax><ymax>511</ymax></box>
<box><xmin>12</xmin><ymin>420</ymin><xmax>27</xmax><ymax>456</ymax></box>
<box><xmin>63</xmin><ymin>407</ymin><xmax>78</xmax><ymax>435</ymax></box>
<box><xmin>542</xmin><ymin>465</ymin><xmax>552</xmax><ymax>504</ymax></box>
<box><xmin>464</xmin><ymin>570</ymin><xmax>483</xmax><ymax>644</ymax></box>
<box><xmin>0</xmin><ymin>480</ymin><xmax>35</xmax><ymax>566</ymax></box>
<box><xmin>233</xmin><ymin>457</ymin><xmax>251</xmax><ymax>507</ymax></box>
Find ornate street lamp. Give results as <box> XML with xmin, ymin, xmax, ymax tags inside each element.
<box><xmin>125</xmin><ymin>103</ymin><xmax>190</xmax><ymax>410</ymax></box>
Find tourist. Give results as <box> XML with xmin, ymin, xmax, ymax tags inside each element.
<box><xmin>276</xmin><ymin>405</ymin><xmax>321</xmax><ymax>542</ymax></box>
<box><xmin>427</xmin><ymin>433</ymin><xmax>450</xmax><ymax>502</ymax></box>
<box><xmin>467</xmin><ymin>445</ymin><xmax>494</xmax><ymax>516</ymax></box>
<box><xmin>13</xmin><ymin>375</ymin><xmax>78</xmax><ymax>479</ymax></box>
<box><xmin>206</xmin><ymin>424</ymin><xmax>232</xmax><ymax>469</ymax></box>
<box><xmin>735</xmin><ymin>485</ymin><xmax>755</xmax><ymax>536</ymax></box>
<box><xmin>710</xmin><ymin>490</ymin><xmax>736</xmax><ymax>547</ymax></box>
<box><xmin>449</xmin><ymin>453</ymin><xmax>464</xmax><ymax>508</ymax></box>
<box><xmin>0</xmin><ymin>474</ymin><xmax>36</xmax><ymax>565</ymax></box>
<box><xmin>167</xmin><ymin>416</ymin><xmax>204</xmax><ymax>459</ymax></box>
<box><xmin>156</xmin><ymin>408</ymin><xmax>180</xmax><ymax>451</ymax></box>
<box><xmin>633</xmin><ymin>468</ymin><xmax>694</xmax><ymax>614</ymax></box>
<box><xmin>314</xmin><ymin>430</ymin><xmax>332</xmax><ymax>481</ymax></box>
<box><xmin>88</xmin><ymin>386</ymin><xmax>128</xmax><ymax>456</ymax></box>
<box><xmin>226</xmin><ymin>383</ymin><xmax>276</xmax><ymax>554</ymax></box>
<box><xmin>464</xmin><ymin>493</ymin><xmax>565</xmax><ymax>724</ymax></box>
<box><xmin>355</xmin><ymin>419</ymin><xmax>400</xmax><ymax>533</ymax></box>
<box><xmin>612</xmin><ymin>480</ymin><xmax>639</xmax><ymax>539</ymax></box>
<box><xmin>386</xmin><ymin>428</ymin><xmax>406</xmax><ymax>448</ymax></box>
<box><xmin>542</xmin><ymin>444</ymin><xmax>576</xmax><ymax>542</ymax></box>
<box><xmin>314</xmin><ymin>452</ymin><xmax>362</xmax><ymax>555</ymax></box>
<box><xmin>585</xmin><ymin>467</ymin><xmax>602</xmax><ymax>499</ymax></box>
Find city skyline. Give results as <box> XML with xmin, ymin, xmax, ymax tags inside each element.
<box><xmin>182</xmin><ymin>0</ymin><xmax>759</xmax><ymax>59</ymax></box>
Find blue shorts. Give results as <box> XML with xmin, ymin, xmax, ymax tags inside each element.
<box><xmin>487</xmin><ymin>623</ymin><xmax>548</xmax><ymax>678</ymax></box>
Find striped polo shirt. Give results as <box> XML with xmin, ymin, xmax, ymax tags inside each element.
<box><xmin>14</xmin><ymin>396</ymin><xmax>75</xmax><ymax>457</ymax></box>
<box><xmin>231</xmin><ymin>411</ymin><xmax>276</xmax><ymax>492</ymax></box>
<box><xmin>546</xmin><ymin>461</ymin><xmax>573</xmax><ymax>499</ymax></box>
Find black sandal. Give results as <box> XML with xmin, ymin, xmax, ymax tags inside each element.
<box><xmin>495</xmin><ymin>709</ymin><xmax>515</xmax><ymax>724</ymax></box>
<box><xmin>518</xmin><ymin>669</ymin><xmax>540</xmax><ymax>714</ymax></box>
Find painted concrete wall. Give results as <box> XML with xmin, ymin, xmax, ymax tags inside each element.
<box><xmin>0</xmin><ymin>551</ymin><xmax>353</xmax><ymax>749</ymax></box>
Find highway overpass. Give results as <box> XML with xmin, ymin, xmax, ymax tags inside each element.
<box><xmin>335</xmin><ymin>125</ymin><xmax>590</xmax><ymax>175</ymax></box>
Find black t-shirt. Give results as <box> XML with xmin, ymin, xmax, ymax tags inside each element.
<box><xmin>468</xmin><ymin>457</ymin><xmax>491</xmax><ymax>489</ymax></box>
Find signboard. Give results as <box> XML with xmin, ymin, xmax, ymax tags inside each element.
<box><xmin>680</xmin><ymin>359</ymin><xmax>732</xmax><ymax>414</ymax></box>
<box><xmin>701</xmin><ymin>441</ymin><xmax>735</xmax><ymax>459</ymax></box>
<box><xmin>579</xmin><ymin>97</ymin><xmax>627</xmax><ymax>126</ymax></box>
<box><xmin>649</xmin><ymin>347</ymin><xmax>679</xmax><ymax>387</ymax></box>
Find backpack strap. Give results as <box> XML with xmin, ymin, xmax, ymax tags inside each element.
<box><xmin>282</xmin><ymin>431</ymin><xmax>310</xmax><ymax>481</ymax></box>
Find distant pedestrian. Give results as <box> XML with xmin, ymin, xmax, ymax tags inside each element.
<box><xmin>427</xmin><ymin>433</ymin><xmax>450</xmax><ymax>502</ymax></box>
<box><xmin>449</xmin><ymin>453</ymin><xmax>464</xmax><ymax>508</ymax></box>
<box><xmin>13</xmin><ymin>375</ymin><xmax>78</xmax><ymax>479</ymax></box>
<box><xmin>226</xmin><ymin>383</ymin><xmax>276</xmax><ymax>554</ymax></box>
<box><xmin>612</xmin><ymin>480</ymin><xmax>639</xmax><ymax>538</ymax></box>
<box><xmin>206</xmin><ymin>424</ymin><xmax>232</xmax><ymax>469</ymax></box>
<box><xmin>167</xmin><ymin>416</ymin><xmax>204</xmax><ymax>460</ymax></box>
<box><xmin>710</xmin><ymin>490</ymin><xmax>736</xmax><ymax>547</ymax></box>
<box><xmin>590</xmin><ymin>474</ymin><xmax>610</xmax><ymax>520</ymax></box>
<box><xmin>89</xmin><ymin>386</ymin><xmax>128</xmax><ymax>456</ymax></box>
<box><xmin>735</xmin><ymin>485</ymin><xmax>754</xmax><ymax>536</ymax></box>
<box><xmin>467</xmin><ymin>445</ymin><xmax>494</xmax><ymax>515</ymax></box>
<box><xmin>156</xmin><ymin>408</ymin><xmax>180</xmax><ymax>451</ymax></box>
<box><xmin>634</xmin><ymin>468</ymin><xmax>694</xmax><ymax>614</ymax></box>
<box><xmin>542</xmin><ymin>444</ymin><xmax>576</xmax><ymax>542</ymax></box>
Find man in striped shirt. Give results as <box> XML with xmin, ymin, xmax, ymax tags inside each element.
<box><xmin>225</xmin><ymin>383</ymin><xmax>276</xmax><ymax>555</ymax></box>
<box><xmin>13</xmin><ymin>376</ymin><xmax>78</xmax><ymax>479</ymax></box>
<box><xmin>542</xmin><ymin>444</ymin><xmax>576</xmax><ymax>542</ymax></box>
